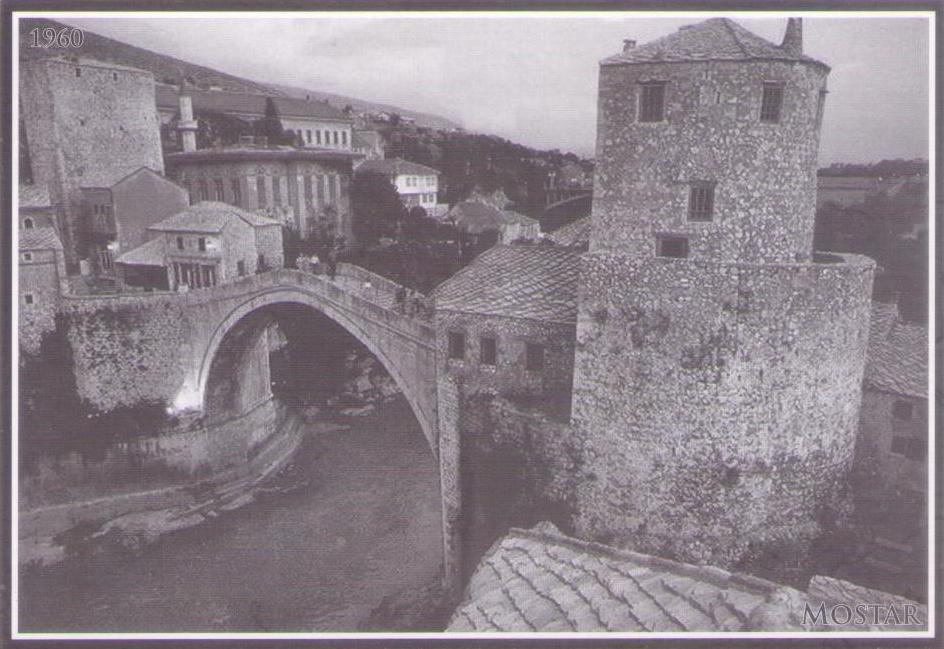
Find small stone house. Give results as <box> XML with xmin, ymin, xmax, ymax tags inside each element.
<box><xmin>116</xmin><ymin>201</ymin><xmax>283</xmax><ymax>291</ymax></box>
<box><xmin>857</xmin><ymin>301</ymin><xmax>928</xmax><ymax>508</ymax></box>
<box><xmin>448</xmin><ymin>201</ymin><xmax>541</xmax><ymax>246</ymax></box>
<box><xmin>431</xmin><ymin>245</ymin><xmax>580</xmax><ymax>407</ymax></box>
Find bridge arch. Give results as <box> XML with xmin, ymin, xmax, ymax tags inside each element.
<box><xmin>193</xmin><ymin>285</ymin><xmax>439</xmax><ymax>456</ymax></box>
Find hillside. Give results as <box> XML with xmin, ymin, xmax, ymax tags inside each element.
<box><xmin>19</xmin><ymin>18</ymin><xmax>277</xmax><ymax>94</ymax></box>
<box><xmin>269</xmin><ymin>83</ymin><xmax>462</xmax><ymax>132</ymax></box>
<box><xmin>19</xmin><ymin>18</ymin><xmax>461</xmax><ymax>131</ymax></box>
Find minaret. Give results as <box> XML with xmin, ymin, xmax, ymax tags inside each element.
<box><xmin>177</xmin><ymin>88</ymin><xmax>198</xmax><ymax>153</ymax></box>
<box><xmin>570</xmin><ymin>18</ymin><xmax>875</xmax><ymax>568</ymax></box>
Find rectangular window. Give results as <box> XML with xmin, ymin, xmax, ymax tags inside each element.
<box><xmin>176</xmin><ymin>236</ymin><xmax>185</xmax><ymax>250</ymax></box>
<box><xmin>341</xmin><ymin>131</ymin><xmax>348</xmax><ymax>145</ymax></box>
<box><xmin>304</xmin><ymin>175</ymin><xmax>313</xmax><ymax>205</ymax></box>
<box><xmin>237</xmin><ymin>260</ymin><xmax>246</xmax><ymax>277</ymax></box>
<box><xmin>657</xmin><ymin>234</ymin><xmax>689</xmax><ymax>259</ymax></box>
<box><xmin>328</xmin><ymin>174</ymin><xmax>337</xmax><ymax>204</ymax></box>
<box><xmin>316</xmin><ymin>175</ymin><xmax>325</xmax><ymax>206</ymax></box>
<box><xmin>22</xmin><ymin>252</ymin><xmax>32</xmax><ymax>261</ymax></box>
<box><xmin>448</xmin><ymin>332</ymin><xmax>465</xmax><ymax>360</ymax></box>
<box><xmin>272</xmin><ymin>176</ymin><xmax>282</xmax><ymax>205</ymax></box>
<box><xmin>198</xmin><ymin>237</ymin><xmax>206</xmax><ymax>252</ymax></box>
<box><xmin>306</xmin><ymin>130</ymin><xmax>312</xmax><ymax>144</ymax></box>
<box><xmin>198</xmin><ymin>180</ymin><xmax>209</xmax><ymax>201</ymax></box>
<box><xmin>892</xmin><ymin>399</ymin><xmax>914</xmax><ymax>421</ymax></box>
<box><xmin>316</xmin><ymin>130</ymin><xmax>322</xmax><ymax>145</ymax></box>
<box><xmin>333</xmin><ymin>131</ymin><xmax>339</xmax><ymax>145</ymax></box>
<box><xmin>688</xmin><ymin>182</ymin><xmax>716</xmax><ymax>222</ymax></box>
<box><xmin>640</xmin><ymin>82</ymin><xmax>666</xmax><ymax>122</ymax></box>
<box><xmin>24</xmin><ymin>293</ymin><xmax>34</xmax><ymax>305</ymax></box>
<box><xmin>258</xmin><ymin>254</ymin><xmax>266</xmax><ymax>271</ymax></box>
<box><xmin>480</xmin><ymin>337</ymin><xmax>497</xmax><ymax>366</ymax></box>
<box><xmin>525</xmin><ymin>343</ymin><xmax>545</xmax><ymax>372</ymax></box>
<box><xmin>231</xmin><ymin>179</ymin><xmax>242</xmax><ymax>206</ymax></box>
<box><xmin>257</xmin><ymin>176</ymin><xmax>267</xmax><ymax>208</ymax></box>
<box><xmin>761</xmin><ymin>83</ymin><xmax>784</xmax><ymax>123</ymax></box>
<box><xmin>213</xmin><ymin>179</ymin><xmax>224</xmax><ymax>201</ymax></box>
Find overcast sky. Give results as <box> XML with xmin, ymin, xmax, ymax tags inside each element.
<box><xmin>54</xmin><ymin>13</ymin><xmax>931</xmax><ymax>163</ymax></box>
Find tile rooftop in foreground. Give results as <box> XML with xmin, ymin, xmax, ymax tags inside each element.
<box><xmin>431</xmin><ymin>244</ymin><xmax>580</xmax><ymax>325</ymax></box>
<box><xmin>448</xmin><ymin>524</ymin><xmax>927</xmax><ymax>632</ymax></box>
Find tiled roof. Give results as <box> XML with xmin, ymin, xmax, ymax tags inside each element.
<box><xmin>155</xmin><ymin>85</ymin><xmax>350</xmax><ymax>121</ymax></box>
<box><xmin>149</xmin><ymin>201</ymin><xmax>280</xmax><ymax>234</ymax></box>
<box><xmin>603</xmin><ymin>18</ymin><xmax>827</xmax><ymax>69</ymax></box>
<box><xmin>355</xmin><ymin>157</ymin><xmax>440</xmax><ymax>177</ymax></box>
<box><xmin>165</xmin><ymin>147</ymin><xmax>358</xmax><ymax>165</ymax></box>
<box><xmin>448</xmin><ymin>524</ymin><xmax>926</xmax><ymax>632</ymax></box>
<box><xmin>547</xmin><ymin>216</ymin><xmax>591</xmax><ymax>248</ymax></box>
<box><xmin>19</xmin><ymin>226</ymin><xmax>63</xmax><ymax>251</ymax></box>
<box><xmin>448</xmin><ymin>202</ymin><xmax>539</xmax><ymax>234</ymax></box>
<box><xmin>865</xmin><ymin>302</ymin><xmax>927</xmax><ymax>399</ymax></box>
<box><xmin>19</xmin><ymin>183</ymin><xmax>51</xmax><ymax>209</ymax></box>
<box><xmin>431</xmin><ymin>245</ymin><xmax>579</xmax><ymax>325</ymax></box>
<box><xmin>79</xmin><ymin>165</ymin><xmax>159</xmax><ymax>190</ymax></box>
<box><xmin>115</xmin><ymin>237</ymin><xmax>166</xmax><ymax>267</ymax></box>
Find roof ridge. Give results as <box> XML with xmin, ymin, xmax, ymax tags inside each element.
<box><xmin>719</xmin><ymin>17</ymin><xmax>750</xmax><ymax>58</ymax></box>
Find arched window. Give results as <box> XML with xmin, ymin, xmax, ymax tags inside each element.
<box><xmin>23</xmin><ymin>218</ymin><xmax>34</xmax><ymax>229</ymax></box>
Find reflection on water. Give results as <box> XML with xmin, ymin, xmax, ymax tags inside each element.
<box><xmin>19</xmin><ymin>398</ymin><xmax>444</xmax><ymax>632</ymax></box>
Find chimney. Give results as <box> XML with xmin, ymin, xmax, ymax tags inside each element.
<box><xmin>177</xmin><ymin>90</ymin><xmax>198</xmax><ymax>153</ymax></box>
<box><xmin>781</xmin><ymin>17</ymin><xmax>803</xmax><ymax>56</ymax></box>
<box><xmin>623</xmin><ymin>39</ymin><xmax>636</xmax><ymax>53</ymax></box>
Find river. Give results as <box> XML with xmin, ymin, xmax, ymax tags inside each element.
<box><xmin>18</xmin><ymin>397</ymin><xmax>447</xmax><ymax>633</ymax></box>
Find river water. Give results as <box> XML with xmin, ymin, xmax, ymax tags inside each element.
<box><xmin>18</xmin><ymin>398</ymin><xmax>446</xmax><ymax>633</ymax></box>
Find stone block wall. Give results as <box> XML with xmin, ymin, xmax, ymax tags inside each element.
<box><xmin>855</xmin><ymin>389</ymin><xmax>928</xmax><ymax>499</ymax></box>
<box><xmin>571</xmin><ymin>251</ymin><xmax>874</xmax><ymax>566</ymax></box>
<box><xmin>254</xmin><ymin>224</ymin><xmax>284</xmax><ymax>270</ymax></box>
<box><xmin>435</xmin><ymin>311</ymin><xmax>575</xmax><ymax>403</ymax></box>
<box><xmin>591</xmin><ymin>59</ymin><xmax>828</xmax><ymax>263</ymax></box>
<box><xmin>19</xmin><ymin>249</ymin><xmax>66</xmax><ymax>355</ymax></box>
<box><xmin>20</xmin><ymin>58</ymin><xmax>164</xmax><ymax>268</ymax></box>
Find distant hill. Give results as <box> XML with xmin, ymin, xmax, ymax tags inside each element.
<box><xmin>19</xmin><ymin>18</ymin><xmax>461</xmax><ymax>132</ymax></box>
<box><xmin>19</xmin><ymin>18</ymin><xmax>277</xmax><ymax>94</ymax></box>
<box><xmin>268</xmin><ymin>83</ymin><xmax>462</xmax><ymax>132</ymax></box>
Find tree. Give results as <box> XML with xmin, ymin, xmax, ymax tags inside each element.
<box><xmin>351</xmin><ymin>171</ymin><xmax>407</xmax><ymax>245</ymax></box>
<box><xmin>195</xmin><ymin>109</ymin><xmax>253</xmax><ymax>148</ymax></box>
<box><xmin>254</xmin><ymin>97</ymin><xmax>295</xmax><ymax>145</ymax></box>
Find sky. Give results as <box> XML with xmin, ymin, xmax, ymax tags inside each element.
<box><xmin>53</xmin><ymin>12</ymin><xmax>932</xmax><ymax>164</ymax></box>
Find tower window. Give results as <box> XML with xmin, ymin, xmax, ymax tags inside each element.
<box><xmin>448</xmin><ymin>332</ymin><xmax>465</xmax><ymax>360</ymax></box>
<box><xmin>23</xmin><ymin>218</ymin><xmax>34</xmax><ymax>229</ymax></box>
<box><xmin>237</xmin><ymin>260</ymin><xmax>246</xmax><ymax>276</ymax></box>
<box><xmin>816</xmin><ymin>89</ymin><xmax>828</xmax><ymax>129</ymax></box>
<box><xmin>639</xmin><ymin>82</ymin><xmax>666</xmax><ymax>122</ymax></box>
<box><xmin>892</xmin><ymin>399</ymin><xmax>914</xmax><ymax>421</ymax></box>
<box><xmin>760</xmin><ymin>83</ymin><xmax>784</xmax><ymax>123</ymax></box>
<box><xmin>688</xmin><ymin>182</ymin><xmax>716</xmax><ymax>221</ymax></box>
<box><xmin>22</xmin><ymin>252</ymin><xmax>33</xmax><ymax>261</ymax></box>
<box><xmin>480</xmin><ymin>336</ymin><xmax>497</xmax><ymax>366</ymax></box>
<box><xmin>24</xmin><ymin>293</ymin><xmax>34</xmax><ymax>305</ymax></box>
<box><xmin>198</xmin><ymin>237</ymin><xmax>206</xmax><ymax>252</ymax></box>
<box><xmin>75</xmin><ymin>67</ymin><xmax>81</xmax><ymax>77</ymax></box>
<box><xmin>656</xmin><ymin>234</ymin><xmax>689</xmax><ymax>259</ymax></box>
<box><xmin>525</xmin><ymin>343</ymin><xmax>545</xmax><ymax>372</ymax></box>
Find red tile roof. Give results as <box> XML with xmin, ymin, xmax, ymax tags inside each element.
<box><xmin>355</xmin><ymin>157</ymin><xmax>441</xmax><ymax>177</ymax></box>
<box><xmin>156</xmin><ymin>85</ymin><xmax>350</xmax><ymax>121</ymax></box>
<box><xmin>19</xmin><ymin>183</ymin><xmax>51</xmax><ymax>209</ymax></box>
<box><xmin>19</xmin><ymin>226</ymin><xmax>63</xmax><ymax>251</ymax></box>
<box><xmin>432</xmin><ymin>245</ymin><xmax>579</xmax><ymax>325</ymax></box>
<box><xmin>448</xmin><ymin>202</ymin><xmax>539</xmax><ymax>235</ymax></box>
<box><xmin>115</xmin><ymin>237</ymin><xmax>165</xmax><ymax>267</ymax></box>
<box><xmin>603</xmin><ymin>18</ymin><xmax>827</xmax><ymax>69</ymax></box>
<box><xmin>149</xmin><ymin>201</ymin><xmax>280</xmax><ymax>234</ymax></box>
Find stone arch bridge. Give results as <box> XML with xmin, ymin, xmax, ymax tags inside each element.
<box><xmin>60</xmin><ymin>264</ymin><xmax>462</xmax><ymax>588</ymax></box>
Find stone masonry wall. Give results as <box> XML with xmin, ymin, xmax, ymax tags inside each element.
<box><xmin>571</xmin><ymin>252</ymin><xmax>874</xmax><ymax>566</ymax></box>
<box><xmin>21</xmin><ymin>58</ymin><xmax>164</xmax><ymax>268</ymax></box>
<box><xmin>591</xmin><ymin>59</ymin><xmax>828</xmax><ymax>263</ymax></box>
<box><xmin>19</xmin><ymin>249</ymin><xmax>65</xmax><ymax>355</ymax></box>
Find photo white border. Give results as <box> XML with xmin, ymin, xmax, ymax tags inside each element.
<box><xmin>8</xmin><ymin>8</ymin><xmax>937</xmax><ymax>641</ymax></box>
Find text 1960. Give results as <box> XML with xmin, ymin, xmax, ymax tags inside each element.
<box><xmin>29</xmin><ymin>27</ymin><xmax>84</xmax><ymax>48</ymax></box>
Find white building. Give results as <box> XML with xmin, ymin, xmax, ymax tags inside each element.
<box><xmin>355</xmin><ymin>157</ymin><xmax>445</xmax><ymax>216</ymax></box>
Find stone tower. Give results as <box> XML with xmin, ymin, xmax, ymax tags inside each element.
<box><xmin>571</xmin><ymin>18</ymin><xmax>875</xmax><ymax>567</ymax></box>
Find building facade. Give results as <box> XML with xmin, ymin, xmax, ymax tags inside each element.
<box><xmin>568</xmin><ymin>18</ymin><xmax>875</xmax><ymax>567</ymax></box>
<box><xmin>165</xmin><ymin>144</ymin><xmax>356</xmax><ymax>241</ymax></box>
<box><xmin>19</xmin><ymin>226</ymin><xmax>68</xmax><ymax>354</ymax></box>
<box><xmin>79</xmin><ymin>167</ymin><xmax>190</xmax><ymax>274</ymax></box>
<box><xmin>355</xmin><ymin>157</ymin><xmax>444</xmax><ymax>215</ymax></box>
<box><xmin>20</xmin><ymin>57</ymin><xmax>165</xmax><ymax>271</ymax></box>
